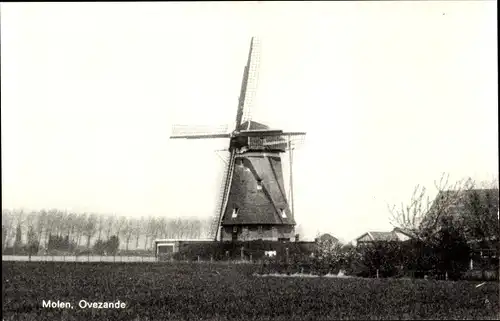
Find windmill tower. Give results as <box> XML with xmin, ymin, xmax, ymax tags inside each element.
<box><xmin>170</xmin><ymin>37</ymin><xmax>306</xmax><ymax>242</ymax></box>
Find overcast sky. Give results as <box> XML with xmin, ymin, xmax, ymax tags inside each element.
<box><xmin>1</xmin><ymin>2</ymin><xmax>497</xmax><ymax>242</ymax></box>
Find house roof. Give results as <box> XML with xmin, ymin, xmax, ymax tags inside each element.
<box><xmin>316</xmin><ymin>233</ymin><xmax>339</xmax><ymax>243</ymax></box>
<box><xmin>238</xmin><ymin>120</ymin><xmax>270</xmax><ymax>131</ymax></box>
<box><xmin>429</xmin><ymin>189</ymin><xmax>499</xmax><ymax>215</ymax></box>
<box><xmin>392</xmin><ymin>227</ymin><xmax>416</xmax><ymax>238</ymax></box>
<box><xmin>356</xmin><ymin>228</ymin><xmax>414</xmax><ymax>243</ymax></box>
<box><xmin>369</xmin><ymin>232</ymin><xmax>399</xmax><ymax>241</ymax></box>
<box><xmin>356</xmin><ymin>231</ymin><xmax>395</xmax><ymax>242</ymax></box>
<box><xmin>425</xmin><ymin>188</ymin><xmax>498</xmax><ymax>236</ymax></box>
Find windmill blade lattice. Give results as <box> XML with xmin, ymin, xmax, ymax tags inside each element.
<box><xmin>170</xmin><ymin>124</ymin><xmax>229</xmax><ymax>138</ymax></box>
<box><xmin>210</xmin><ymin>149</ymin><xmax>236</xmax><ymax>240</ymax></box>
<box><xmin>241</xmin><ymin>37</ymin><xmax>261</xmax><ymax>129</ymax></box>
<box><xmin>261</xmin><ymin>134</ymin><xmax>306</xmax><ymax>150</ymax></box>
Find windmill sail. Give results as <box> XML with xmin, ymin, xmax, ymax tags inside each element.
<box><xmin>170</xmin><ymin>124</ymin><xmax>230</xmax><ymax>139</ymax></box>
<box><xmin>209</xmin><ymin>149</ymin><xmax>236</xmax><ymax>240</ymax></box>
<box><xmin>235</xmin><ymin>37</ymin><xmax>261</xmax><ymax>131</ymax></box>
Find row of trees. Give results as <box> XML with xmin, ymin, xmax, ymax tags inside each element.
<box><xmin>2</xmin><ymin>210</ymin><xmax>212</xmax><ymax>254</ymax></box>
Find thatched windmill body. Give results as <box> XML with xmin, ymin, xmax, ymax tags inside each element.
<box><xmin>170</xmin><ymin>38</ymin><xmax>306</xmax><ymax>242</ymax></box>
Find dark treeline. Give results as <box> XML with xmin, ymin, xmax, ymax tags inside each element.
<box><xmin>1</xmin><ymin>209</ymin><xmax>211</xmax><ymax>255</ymax></box>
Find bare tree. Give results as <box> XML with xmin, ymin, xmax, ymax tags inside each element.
<box><xmin>12</xmin><ymin>209</ymin><xmax>26</xmax><ymax>242</ymax></box>
<box><xmin>74</xmin><ymin>213</ymin><xmax>88</xmax><ymax>247</ymax></box>
<box><xmin>120</xmin><ymin>218</ymin><xmax>135</xmax><ymax>251</ymax></box>
<box><xmin>176</xmin><ymin>217</ymin><xmax>187</xmax><ymax>239</ymax></box>
<box><xmin>188</xmin><ymin>218</ymin><xmax>202</xmax><ymax>239</ymax></box>
<box><xmin>134</xmin><ymin>217</ymin><xmax>145</xmax><ymax>249</ymax></box>
<box><xmin>200</xmin><ymin>217</ymin><xmax>212</xmax><ymax>239</ymax></box>
<box><xmin>104</xmin><ymin>215</ymin><xmax>115</xmax><ymax>240</ymax></box>
<box><xmin>166</xmin><ymin>218</ymin><xmax>177</xmax><ymax>239</ymax></box>
<box><xmin>115</xmin><ymin>216</ymin><xmax>127</xmax><ymax>238</ymax></box>
<box><xmin>2</xmin><ymin>209</ymin><xmax>15</xmax><ymax>251</ymax></box>
<box><xmin>26</xmin><ymin>211</ymin><xmax>41</xmax><ymax>251</ymax></box>
<box><xmin>96</xmin><ymin>215</ymin><xmax>105</xmax><ymax>242</ymax></box>
<box><xmin>13</xmin><ymin>223</ymin><xmax>23</xmax><ymax>251</ymax></box>
<box><xmin>83</xmin><ymin>213</ymin><xmax>98</xmax><ymax>249</ymax></box>
<box><xmin>53</xmin><ymin>210</ymin><xmax>65</xmax><ymax>236</ymax></box>
<box><xmin>25</xmin><ymin>211</ymin><xmax>37</xmax><ymax>231</ymax></box>
<box><xmin>157</xmin><ymin>217</ymin><xmax>167</xmax><ymax>239</ymax></box>
<box><xmin>461</xmin><ymin>178</ymin><xmax>499</xmax><ymax>254</ymax></box>
<box><xmin>388</xmin><ymin>173</ymin><xmax>474</xmax><ymax>243</ymax></box>
<box><xmin>62</xmin><ymin>212</ymin><xmax>76</xmax><ymax>244</ymax></box>
<box><xmin>44</xmin><ymin>209</ymin><xmax>59</xmax><ymax>247</ymax></box>
<box><xmin>27</xmin><ymin>225</ymin><xmax>39</xmax><ymax>256</ymax></box>
<box><xmin>35</xmin><ymin>210</ymin><xmax>48</xmax><ymax>249</ymax></box>
<box><xmin>144</xmin><ymin>216</ymin><xmax>159</xmax><ymax>250</ymax></box>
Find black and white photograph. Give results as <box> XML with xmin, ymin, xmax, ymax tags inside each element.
<box><xmin>1</xmin><ymin>1</ymin><xmax>498</xmax><ymax>320</ymax></box>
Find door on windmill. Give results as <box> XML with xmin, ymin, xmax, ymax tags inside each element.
<box><xmin>258</xmin><ymin>225</ymin><xmax>263</xmax><ymax>240</ymax></box>
<box><xmin>232</xmin><ymin>226</ymin><xmax>238</xmax><ymax>241</ymax></box>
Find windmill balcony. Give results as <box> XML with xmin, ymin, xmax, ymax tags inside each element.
<box><xmin>221</xmin><ymin>225</ymin><xmax>295</xmax><ymax>242</ymax></box>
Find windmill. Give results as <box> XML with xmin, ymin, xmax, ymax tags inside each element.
<box><xmin>170</xmin><ymin>37</ymin><xmax>306</xmax><ymax>242</ymax></box>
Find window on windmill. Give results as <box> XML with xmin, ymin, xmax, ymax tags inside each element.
<box><xmin>232</xmin><ymin>208</ymin><xmax>239</xmax><ymax>218</ymax></box>
<box><xmin>256</xmin><ymin>180</ymin><xmax>263</xmax><ymax>190</ymax></box>
<box><xmin>280</xmin><ymin>209</ymin><xmax>287</xmax><ymax>218</ymax></box>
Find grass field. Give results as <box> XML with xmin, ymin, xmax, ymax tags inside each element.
<box><xmin>2</xmin><ymin>261</ymin><xmax>499</xmax><ymax>321</ymax></box>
